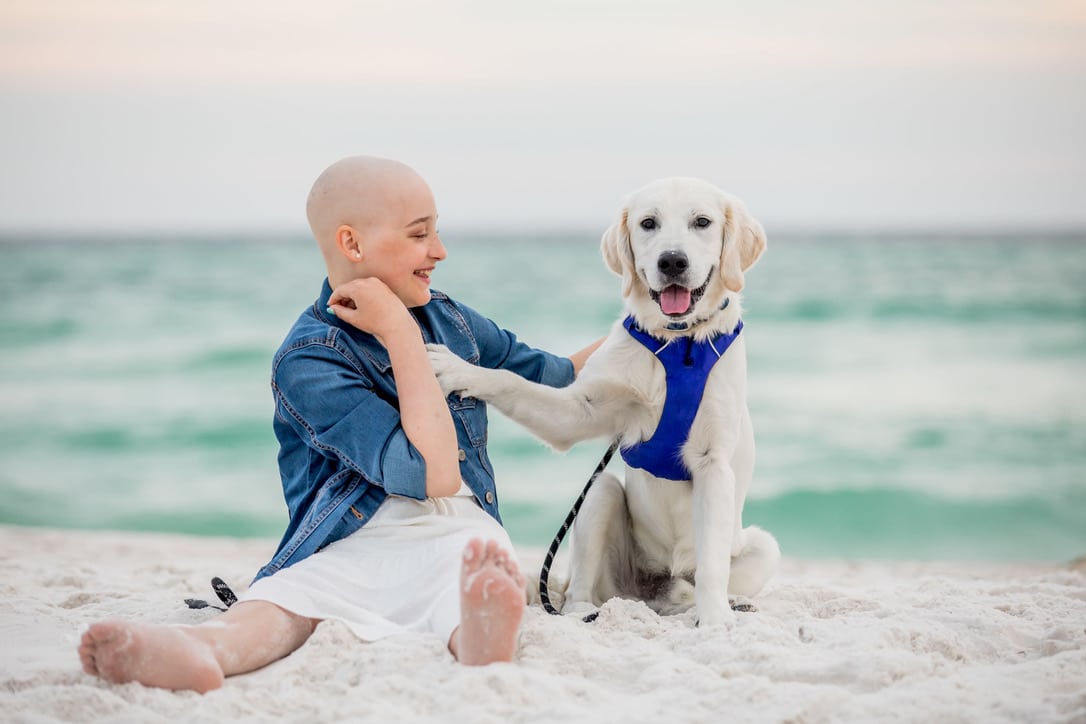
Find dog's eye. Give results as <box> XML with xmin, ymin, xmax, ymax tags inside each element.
<box><xmin>640</xmin><ymin>218</ymin><xmax>657</xmax><ymax>231</ymax></box>
<box><xmin>694</xmin><ymin>216</ymin><xmax>712</xmax><ymax>229</ymax></box>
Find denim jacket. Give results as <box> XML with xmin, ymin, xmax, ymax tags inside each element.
<box><xmin>254</xmin><ymin>279</ymin><xmax>575</xmax><ymax>581</ymax></box>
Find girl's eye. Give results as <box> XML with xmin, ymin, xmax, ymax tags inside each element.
<box><xmin>640</xmin><ymin>218</ymin><xmax>657</xmax><ymax>231</ymax></box>
<box><xmin>694</xmin><ymin>216</ymin><xmax>711</xmax><ymax>229</ymax></box>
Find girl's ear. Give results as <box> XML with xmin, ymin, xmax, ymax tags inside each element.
<box><xmin>601</xmin><ymin>206</ymin><xmax>637</xmax><ymax>298</ymax></box>
<box><xmin>336</xmin><ymin>225</ymin><xmax>364</xmax><ymax>262</ymax></box>
<box><xmin>719</xmin><ymin>198</ymin><xmax>767</xmax><ymax>292</ymax></box>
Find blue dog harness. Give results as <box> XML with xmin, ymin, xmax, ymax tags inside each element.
<box><xmin>619</xmin><ymin>315</ymin><xmax>743</xmax><ymax>482</ymax></box>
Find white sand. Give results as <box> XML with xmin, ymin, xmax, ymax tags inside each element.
<box><xmin>1</xmin><ymin>525</ymin><xmax>1084</xmax><ymax>723</ymax></box>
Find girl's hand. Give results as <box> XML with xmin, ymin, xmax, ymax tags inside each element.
<box><xmin>328</xmin><ymin>278</ymin><xmax>413</xmax><ymax>343</ymax></box>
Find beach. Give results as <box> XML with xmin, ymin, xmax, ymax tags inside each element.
<box><xmin>2</xmin><ymin>524</ymin><xmax>1083</xmax><ymax>723</ymax></box>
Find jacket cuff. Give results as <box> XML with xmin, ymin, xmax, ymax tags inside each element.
<box><xmin>378</xmin><ymin>431</ymin><xmax>429</xmax><ymax>500</ymax></box>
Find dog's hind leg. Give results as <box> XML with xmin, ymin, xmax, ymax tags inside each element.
<box><xmin>564</xmin><ymin>472</ymin><xmax>631</xmax><ymax>613</ymax></box>
<box><xmin>727</xmin><ymin>525</ymin><xmax>781</xmax><ymax>599</ymax></box>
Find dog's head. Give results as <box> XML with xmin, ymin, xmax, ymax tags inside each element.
<box><xmin>600</xmin><ymin>177</ymin><xmax>765</xmax><ymax>336</ymax></box>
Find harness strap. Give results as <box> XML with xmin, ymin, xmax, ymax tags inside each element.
<box><xmin>620</xmin><ymin>317</ymin><xmax>743</xmax><ymax>482</ymax></box>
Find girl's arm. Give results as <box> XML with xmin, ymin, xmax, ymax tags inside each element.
<box><xmin>569</xmin><ymin>337</ymin><xmax>606</xmax><ymax>375</ymax></box>
<box><xmin>329</xmin><ymin>279</ymin><xmax>460</xmax><ymax>498</ymax></box>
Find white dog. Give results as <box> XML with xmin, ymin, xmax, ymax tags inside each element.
<box><xmin>429</xmin><ymin>178</ymin><xmax>780</xmax><ymax>627</ymax></box>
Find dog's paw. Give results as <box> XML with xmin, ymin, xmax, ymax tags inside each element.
<box><xmin>426</xmin><ymin>344</ymin><xmax>485</xmax><ymax>398</ymax></box>
<box><xmin>695</xmin><ymin>599</ymin><xmax>737</xmax><ymax>629</ymax></box>
<box><xmin>651</xmin><ymin>577</ymin><xmax>697</xmax><ymax>616</ymax></box>
<box><xmin>560</xmin><ymin>600</ymin><xmax>599</xmax><ymax>619</ymax></box>
<box><xmin>729</xmin><ymin>596</ymin><xmax>757</xmax><ymax>613</ymax></box>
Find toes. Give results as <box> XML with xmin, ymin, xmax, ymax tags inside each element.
<box><xmin>78</xmin><ymin>623</ymin><xmax>117</xmax><ymax>678</ymax></box>
<box><xmin>79</xmin><ymin>648</ymin><xmax>98</xmax><ymax>676</ymax></box>
<box><xmin>494</xmin><ymin>547</ymin><xmax>522</xmax><ymax>581</ymax></box>
<box><xmin>511</xmin><ymin>567</ymin><xmax>526</xmax><ymax>588</ymax></box>
<box><xmin>499</xmin><ymin>553</ymin><xmax>523</xmax><ymax>584</ymax></box>
<box><xmin>462</xmin><ymin>539</ymin><xmax>486</xmax><ymax>571</ymax></box>
<box><xmin>79</xmin><ymin>622</ymin><xmax>137</xmax><ymax>683</ymax></box>
<box><xmin>82</xmin><ymin>625</ymin><xmax>104</xmax><ymax>647</ymax></box>
<box><xmin>467</xmin><ymin>539</ymin><xmax>522</xmax><ymax>586</ymax></box>
<box><xmin>85</xmin><ymin>621</ymin><xmax>121</xmax><ymax>646</ymax></box>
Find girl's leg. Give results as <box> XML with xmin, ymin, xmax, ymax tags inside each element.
<box><xmin>78</xmin><ymin>600</ymin><xmax>317</xmax><ymax>693</ymax></box>
<box><xmin>447</xmin><ymin>538</ymin><xmax>527</xmax><ymax>665</ymax></box>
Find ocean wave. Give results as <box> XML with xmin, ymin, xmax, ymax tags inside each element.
<box><xmin>0</xmin><ymin>234</ymin><xmax>1082</xmax><ymax>563</ymax></box>
<box><xmin>752</xmin><ymin>297</ymin><xmax>1086</xmax><ymax>324</ymax></box>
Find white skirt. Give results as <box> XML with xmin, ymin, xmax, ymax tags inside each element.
<box><xmin>239</xmin><ymin>488</ymin><xmax>514</xmax><ymax>645</ymax></box>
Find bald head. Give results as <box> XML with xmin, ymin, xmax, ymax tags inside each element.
<box><xmin>305</xmin><ymin>156</ymin><xmax>428</xmax><ymax>252</ymax></box>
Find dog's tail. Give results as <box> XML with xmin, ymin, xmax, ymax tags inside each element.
<box><xmin>728</xmin><ymin>525</ymin><xmax>781</xmax><ymax>598</ymax></box>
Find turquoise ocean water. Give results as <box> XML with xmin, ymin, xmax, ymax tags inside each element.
<box><xmin>1</xmin><ymin>232</ymin><xmax>1083</xmax><ymax>562</ymax></box>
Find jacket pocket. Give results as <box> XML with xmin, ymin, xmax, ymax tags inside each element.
<box><xmin>449</xmin><ymin>396</ymin><xmax>488</xmax><ymax>447</ymax></box>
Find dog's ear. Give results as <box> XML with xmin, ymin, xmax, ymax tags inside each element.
<box><xmin>601</xmin><ymin>206</ymin><xmax>637</xmax><ymax>297</ymax></box>
<box><xmin>719</xmin><ymin>197</ymin><xmax>767</xmax><ymax>293</ymax></box>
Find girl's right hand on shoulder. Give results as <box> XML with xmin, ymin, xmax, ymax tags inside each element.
<box><xmin>328</xmin><ymin>278</ymin><xmax>412</xmax><ymax>342</ymax></box>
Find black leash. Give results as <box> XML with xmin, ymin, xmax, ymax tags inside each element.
<box><xmin>539</xmin><ymin>439</ymin><xmax>619</xmax><ymax>623</ymax></box>
<box><xmin>184</xmin><ymin>576</ymin><xmax>238</xmax><ymax>612</ymax></box>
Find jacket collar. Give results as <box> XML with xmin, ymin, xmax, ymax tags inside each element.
<box><xmin>312</xmin><ymin>279</ymin><xmax>450</xmax><ymax>374</ymax></box>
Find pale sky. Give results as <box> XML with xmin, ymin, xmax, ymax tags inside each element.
<box><xmin>1</xmin><ymin>0</ymin><xmax>1084</xmax><ymax>233</ymax></box>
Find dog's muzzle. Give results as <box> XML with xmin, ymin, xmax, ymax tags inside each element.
<box><xmin>649</xmin><ymin>268</ymin><xmax>713</xmax><ymax>317</ymax></box>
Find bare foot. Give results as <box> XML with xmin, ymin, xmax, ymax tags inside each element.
<box><xmin>79</xmin><ymin>621</ymin><xmax>225</xmax><ymax>693</ymax></box>
<box><xmin>452</xmin><ymin>538</ymin><xmax>526</xmax><ymax>665</ymax></box>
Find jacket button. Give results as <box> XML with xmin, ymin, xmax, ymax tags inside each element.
<box><xmin>485</xmin><ymin>490</ymin><xmax>494</xmax><ymax>505</ymax></box>
<box><xmin>458</xmin><ymin>448</ymin><xmax>467</xmax><ymax>462</ymax></box>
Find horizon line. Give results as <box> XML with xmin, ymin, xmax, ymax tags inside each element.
<box><xmin>2</xmin><ymin>224</ymin><xmax>1086</xmax><ymax>242</ymax></box>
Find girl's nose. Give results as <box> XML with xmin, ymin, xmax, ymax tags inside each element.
<box><xmin>431</xmin><ymin>233</ymin><xmax>448</xmax><ymax>260</ymax></box>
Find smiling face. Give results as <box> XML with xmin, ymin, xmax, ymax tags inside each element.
<box><xmin>357</xmin><ymin>173</ymin><xmax>446</xmax><ymax>308</ymax></box>
<box><xmin>600</xmin><ymin>177</ymin><xmax>767</xmax><ymax>335</ymax></box>
<box><xmin>307</xmin><ymin>156</ymin><xmax>447</xmax><ymax>308</ymax></box>
<box><xmin>625</xmin><ymin>180</ymin><xmax>727</xmax><ymax>319</ymax></box>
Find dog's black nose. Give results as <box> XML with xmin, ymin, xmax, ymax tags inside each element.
<box><xmin>657</xmin><ymin>250</ymin><xmax>689</xmax><ymax>279</ymax></box>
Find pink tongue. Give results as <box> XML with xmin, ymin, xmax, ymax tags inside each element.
<box><xmin>660</xmin><ymin>285</ymin><xmax>691</xmax><ymax>315</ymax></box>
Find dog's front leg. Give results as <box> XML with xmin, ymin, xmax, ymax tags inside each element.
<box><xmin>691</xmin><ymin>466</ymin><xmax>737</xmax><ymax>627</ymax></box>
<box><xmin>427</xmin><ymin>344</ymin><xmax>638</xmax><ymax>450</ymax></box>
<box><xmin>685</xmin><ymin>380</ymin><xmax>745</xmax><ymax>628</ymax></box>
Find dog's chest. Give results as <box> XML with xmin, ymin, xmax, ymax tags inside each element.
<box><xmin>624</xmin><ymin>470</ymin><xmax>697</xmax><ymax>574</ymax></box>
<box><xmin>619</xmin><ymin>322</ymin><xmax>742</xmax><ymax>479</ymax></box>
